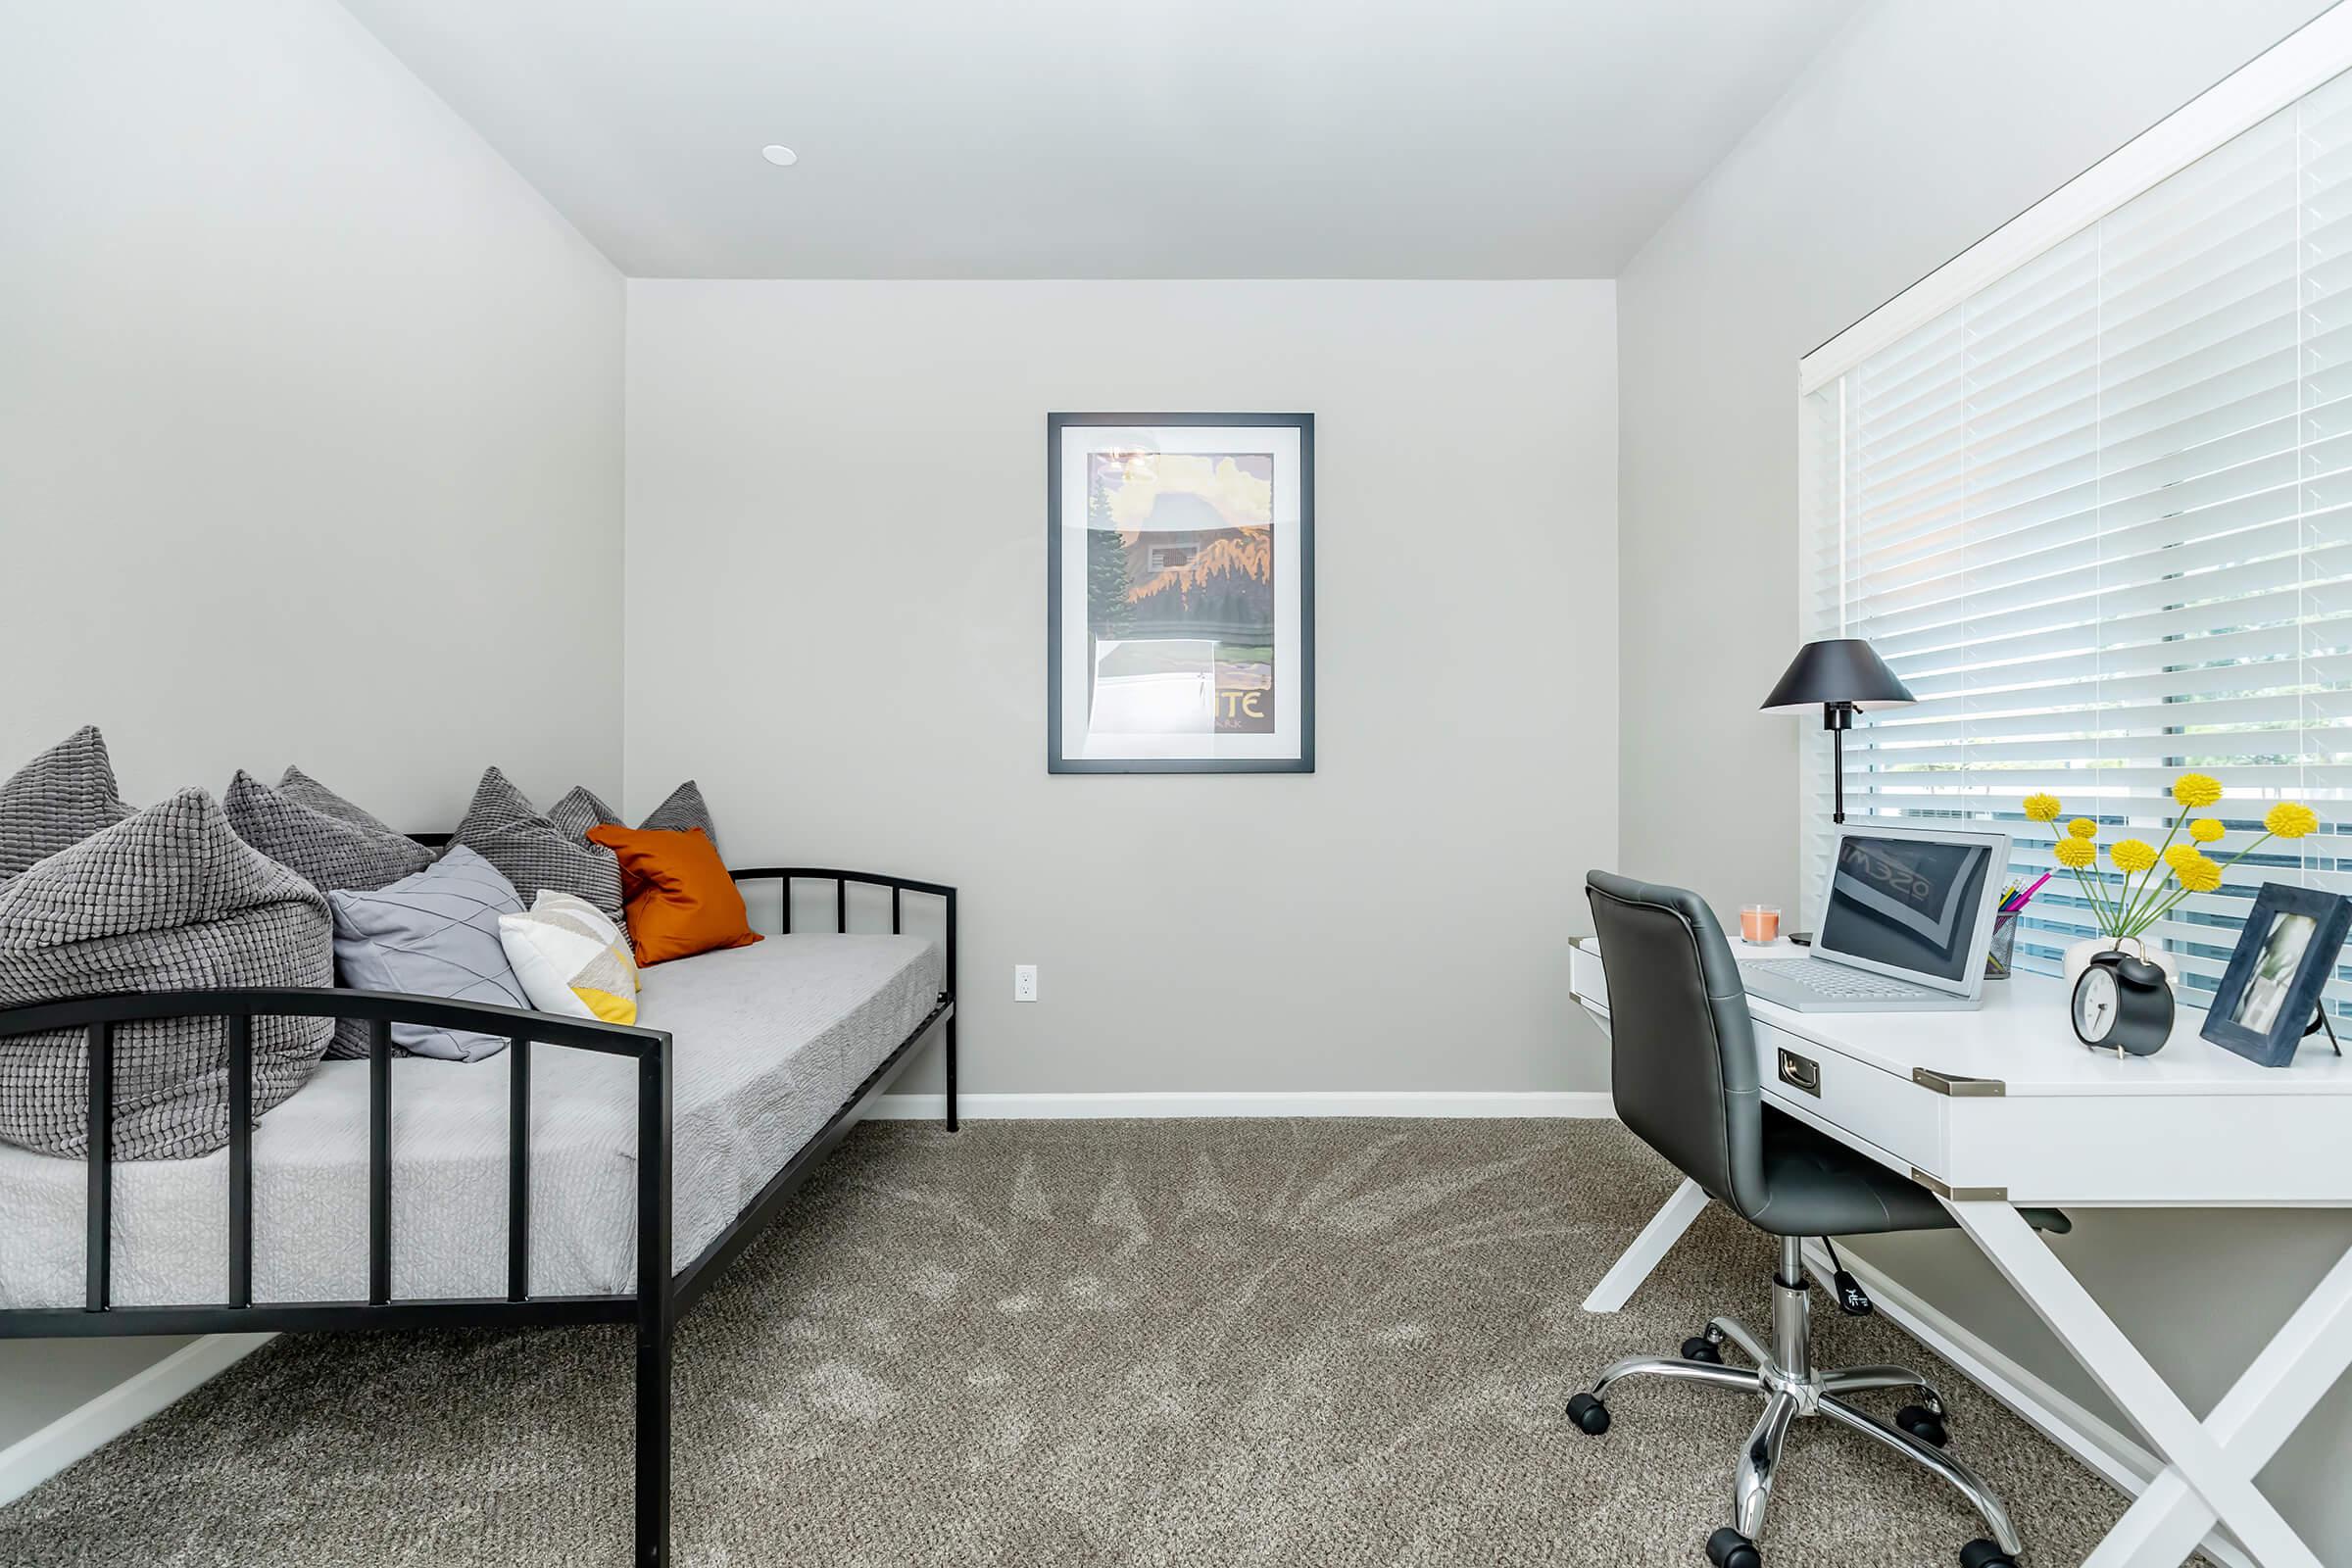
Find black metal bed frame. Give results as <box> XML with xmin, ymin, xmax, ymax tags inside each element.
<box><xmin>0</xmin><ymin>857</ymin><xmax>957</xmax><ymax>1568</ymax></box>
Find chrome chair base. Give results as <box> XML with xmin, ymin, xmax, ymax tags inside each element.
<box><xmin>1567</xmin><ymin>1239</ymin><xmax>2027</xmax><ymax>1568</ymax></box>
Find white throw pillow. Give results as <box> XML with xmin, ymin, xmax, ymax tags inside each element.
<box><xmin>500</xmin><ymin>901</ymin><xmax>639</xmax><ymax>1026</ymax></box>
<box><xmin>531</xmin><ymin>889</ymin><xmax>639</xmax><ymax>992</ymax></box>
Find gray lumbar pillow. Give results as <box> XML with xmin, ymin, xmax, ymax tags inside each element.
<box><xmin>550</xmin><ymin>779</ymin><xmax>723</xmax><ymax>856</ymax></box>
<box><xmin>327</xmin><ymin>846</ymin><xmax>528</xmax><ymax>1062</ymax></box>
<box><xmin>452</xmin><ymin>767</ymin><xmax>624</xmax><ymax>924</ymax></box>
<box><xmin>0</xmin><ymin>788</ymin><xmax>332</xmax><ymax>1160</ymax></box>
<box><xmin>223</xmin><ymin>768</ymin><xmax>433</xmax><ymax>896</ymax></box>
<box><xmin>0</xmin><ymin>724</ymin><xmax>132</xmax><ymax>881</ymax></box>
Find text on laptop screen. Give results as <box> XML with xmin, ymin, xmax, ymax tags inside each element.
<box><xmin>1817</xmin><ymin>834</ymin><xmax>1993</xmax><ymax>984</ymax></box>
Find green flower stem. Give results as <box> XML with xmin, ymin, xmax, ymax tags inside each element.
<box><xmin>2127</xmin><ymin>830</ymin><xmax>2277</xmax><ymax>940</ymax></box>
<box><xmin>2068</xmin><ymin>860</ymin><xmax>2121</xmax><ymax>934</ymax></box>
<box><xmin>2118</xmin><ymin>812</ymin><xmax>2189</xmax><ymax>935</ymax></box>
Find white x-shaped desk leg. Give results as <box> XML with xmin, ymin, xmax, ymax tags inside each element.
<box><xmin>1582</xmin><ymin>1177</ymin><xmax>1708</xmax><ymax>1312</ymax></box>
<box><xmin>1953</xmin><ymin>1201</ymin><xmax>2352</xmax><ymax>1568</ymax></box>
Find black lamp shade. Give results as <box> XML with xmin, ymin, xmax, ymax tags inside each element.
<box><xmin>1759</xmin><ymin>638</ymin><xmax>1915</xmax><ymax>713</ymax></box>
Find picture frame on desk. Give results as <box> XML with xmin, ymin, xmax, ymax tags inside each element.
<box><xmin>2201</xmin><ymin>882</ymin><xmax>2352</xmax><ymax>1068</ymax></box>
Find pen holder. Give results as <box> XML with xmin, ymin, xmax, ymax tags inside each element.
<box><xmin>1984</xmin><ymin>910</ymin><xmax>2020</xmax><ymax>980</ymax></box>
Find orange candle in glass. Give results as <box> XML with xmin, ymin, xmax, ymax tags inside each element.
<box><xmin>1740</xmin><ymin>905</ymin><xmax>1781</xmax><ymax>944</ymax></box>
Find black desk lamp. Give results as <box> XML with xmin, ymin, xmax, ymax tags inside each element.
<box><xmin>1760</xmin><ymin>638</ymin><xmax>1915</xmax><ymax>824</ymax></box>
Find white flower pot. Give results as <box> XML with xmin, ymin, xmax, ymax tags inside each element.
<box><xmin>2063</xmin><ymin>935</ymin><xmax>2177</xmax><ymax>993</ymax></box>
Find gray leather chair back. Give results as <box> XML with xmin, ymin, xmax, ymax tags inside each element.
<box><xmin>1584</xmin><ymin>871</ymin><xmax>1765</xmax><ymax>1215</ymax></box>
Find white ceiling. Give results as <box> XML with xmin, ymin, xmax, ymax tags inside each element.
<box><xmin>339</xmin><ymin>0</ymin><xmax>1863</xmax><ymax>279</ymax></box>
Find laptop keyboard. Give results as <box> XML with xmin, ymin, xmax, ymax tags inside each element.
<box><xmin>1747</xmin><ymin>960</ymin><xmax>1927</xmax><ymax>1000</ymax></box>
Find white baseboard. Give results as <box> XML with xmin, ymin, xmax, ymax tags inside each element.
<box><xmin>1799</xmin><ymin>1241</ymin><xmax>2250</xmax><ymax>1568</ymax></box>
<box><xmin>864</xmin><ymin>1090</ymin><xmax>1618</xmax><ymax>1120</ymax></box>
<box><xmin>0</xmin><ymin>1332</ymin><xmax>274</xmax><ymax>1506</ymax></box>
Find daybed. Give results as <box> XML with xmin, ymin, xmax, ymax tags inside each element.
<box><xmin>0</xmin><ymin>854</ymin><xmax>957</xmax><ymax>1568</ymax></box>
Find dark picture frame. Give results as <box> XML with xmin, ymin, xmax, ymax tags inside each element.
<box><xmin>2200</xmin><ymin>882</ymin><xmax>2352</xmax><ymax>1068</ymax></box>
<box><xmin>1047</xmin><ymin>412</ymin><xmax>1315</xmax><ymax>774</ymax></box>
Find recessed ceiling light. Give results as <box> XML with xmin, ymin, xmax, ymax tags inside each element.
<box><xmin>760</xmin><ymin>145</ymin><xmax>798</xmax><ymax>167</ymax></box>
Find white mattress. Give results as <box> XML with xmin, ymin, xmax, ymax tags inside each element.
<box><xmin>0</xmin><ymin>935</ymin><xmax>944</xmax><ymax>1308</ymax></box>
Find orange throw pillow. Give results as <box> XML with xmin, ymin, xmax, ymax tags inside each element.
<box><xmin>585</xmin><ymin>824</ymin><xmax>763</xmax><ymax>966</ymax></box>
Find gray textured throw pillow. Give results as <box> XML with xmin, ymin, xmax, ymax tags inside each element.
<box><xmin>550</xmin><ymin>780</ymin><xmax>723</xmax><ymax>855</ymax></box>
<box><xmin>0</xmin><ymin>725</ymin><xmax>132</xmax><ymax>880</ymax></box>
<box><xmin>640</xmin><ymin>780</ymin><xmax>721</xmax><ymax>852</ymax></box>
<box><xmin>327</xmin><ymin>846</ymin><xmax>526</xmax><ymax>1062</ymax></box>
<box><xmin>276</xmin><ymin>765</ymin><xmax>391</xmax><ymax>830</ymax></box>
<box><xmin>0</xmin><ymin>788</ymin><xmax>333</xmax><ymax>1160</ymax></box>
<box><xmin>547</xmin><ymin>785</ymin><xmax>621</xmax><ymax>845</ymax></box>
<box><xmin>223</xmin><ymin>769</ymin><xmax>433</xmax><ymax>896</ymax></box>
<box><xmin>453</xmin><ymin>767</ymin><xmax>625</xmax><ymax>924</ymax></box>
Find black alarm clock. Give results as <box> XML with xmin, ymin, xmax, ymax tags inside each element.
<box><xmin>2071</xmin><ymin>950</ymin><xmax>2173</xmax><ymax>1056</ymax></box>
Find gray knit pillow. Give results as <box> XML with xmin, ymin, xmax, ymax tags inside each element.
<box><xmin>0</xmin><ymin>789</ymin><xmax>332</xmax><ymax>1160</ymax></box>
<box><xmin>276</xmin><ymin>765</ymin><xmax>390</xmax><ymax>830</ymax></box>
<box><xmin>640</xmin><ymin>780</ymin><xmax>721</xmax><ymax>853</ymax></box>
<box><xmin>550</xmin><ymin>780</ymin><xmax>722</xmax><ymax>856</ymax></box>
<box><xmin>0</xmin><ymin>725</ymin><xmax>131</xmax><ymax>880</ymax></box>
<box><xmin>223</xmin><ymin>769</ymin><xmax>433</xmax><ymax>896</ymax></box>
<box><xmin>453</xmin><ymin>768</ymin><xmax>624</xmax><ymax>924</ymax></box>
<box><xmin>547</xmin><ymin>786</ymin><xmax>620</xmax><ymax>845</ymax></box>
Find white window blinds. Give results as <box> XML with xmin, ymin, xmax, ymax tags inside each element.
<box><xmin>1801</xmin><ymin>66</ymin><xmax>2352</xmax><ymax>1012</ymax></box>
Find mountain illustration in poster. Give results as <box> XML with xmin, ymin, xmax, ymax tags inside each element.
<box><xmin>1085</xmin><ymin>451</ymin><xmax>1276</xmax><ymax>735</ymax></box>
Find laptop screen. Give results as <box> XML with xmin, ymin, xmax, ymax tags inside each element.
<box><xmin>1817</xmin><ymin>832</ymin><xmax>1995</xmax><ymax>984</ymax></box>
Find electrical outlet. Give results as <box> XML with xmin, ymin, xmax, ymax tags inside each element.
<box><xmin>1012</xmin><ymin>964</ymin><xmax>1039</xmax><ymax>1003</ymax></box>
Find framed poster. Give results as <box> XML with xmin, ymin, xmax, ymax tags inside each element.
<box><xmin>1047</xmin><ymin>413</ymin><xmax>1314</xmax><ymax>773</ymax></box>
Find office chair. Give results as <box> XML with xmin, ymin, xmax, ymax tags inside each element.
<box><xmin>1569</xmin><ymin>871</ymin><xmax>2068</xmax><ymax>1568</ymax></box>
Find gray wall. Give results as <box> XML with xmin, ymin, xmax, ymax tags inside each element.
<box><xmin>624</xmin><ymin>279</ymin><xmax>1618</xmax><ymax>1099</ymax></box>
<box><xmin>3</xmin><ymin>0</ymin><xmax>624</xmax><ymax>827</ymax></box>
<box><xmin>0</xmin><ymin>0</ymin><xmax>621</xmax><ymax>1456</ymax></box>
<box><xmin>1615</xmin><ymin>0</ymin><xmax>2352</xmax><ymax>1551</ymax></box>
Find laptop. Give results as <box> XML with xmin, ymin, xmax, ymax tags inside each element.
<box><xmin>1741</xmin><ymin>823</ymin><xmax>2011</xmax><ymax>1012</ymax></box>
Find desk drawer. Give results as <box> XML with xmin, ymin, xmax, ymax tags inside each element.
<box><xmin>1752</xmin><ymin>1020</ymin><xmax>1944</xmax><ymax>1174</ymax></box>
<box><xmin>1570</xmin><ymin>942</ymin><xmax>1608</xmax><ymax>1007</ymax></box>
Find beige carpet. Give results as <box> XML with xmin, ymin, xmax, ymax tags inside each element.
<box><xmin>0</xmin><ymin>1119</ymin><xmax>2176</xmax><ymax>1566</ymax></box>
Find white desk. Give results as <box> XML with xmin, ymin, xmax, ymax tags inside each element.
<box><xmin>1570</xmin><ymin>936</ymin><xmax>2352</xmax><ymax>1568</ymax></box>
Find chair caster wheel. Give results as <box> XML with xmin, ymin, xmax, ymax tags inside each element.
<box><xmin>1682</xmin><ymin>1335</ymin><xmax>1725</xmax><ymax>1365</ymax></box>
<box><xmin>1958</xmin><ymin>1541</ymin><xmax>2016</xmax><ymax>1568</ymax></box>
<box><xmin>1896</xmin><ymin>1404</ymin><xmax>1949</xmax><ymax>1447</ymax></box>
<box><xmin>1565</xmin><ymin>1393</ymin><xmax>1611</xmax><ymax>1435</ymax></box>
<box><xmin>1706</xmin><ymin>1527</ymin><xmax>1763</xmax><ymax>1568</ymax></box>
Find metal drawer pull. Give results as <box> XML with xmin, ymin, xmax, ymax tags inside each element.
<box><xmin>1912</xmin><ymin>1067</ymin><xmax>2006</xmax><ymax>1098</ymax></box>
<box><xmin>1776</xmin><ymin>1047</ymin><xmax>1821</xmax><ymax>1098</ymax></box>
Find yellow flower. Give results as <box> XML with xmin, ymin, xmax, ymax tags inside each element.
<box><xmin>2108</xmin><ymin>838</ymin><xmax>2157</xmax><ymax>872</ymax></box>
<box><xmin>2172</xmin><ymin>853</ymin><xmax>2223</xmax><ymax>893</ymax></box>
<box><xmin>2189</xmin><ymin>818</ymin><xmax>2225</xmax><ymax>844</ymax></box>
<box><xmin>2172</xmin><ymin>773</ymin><xmax>2224</xmax><ymax>809</ymax></box>
<box><xmin>2023</xmin><ymin>793</ymin><xmax>2063</xmax><ymax>823</ymax></box>
<box><xmin>2266</xmin><ymin>802</ymin><xmax>2319</xmax><ymax>839</ymax></box>
<box><xmin>2067</xmin><ymin>818</ymin><xmax>2098</xmax><ymax>839</ymax></box>
<box><xmin>2163</xmin><ymin>842</ymin><xmax>2202</xmax><ymax>872</ymax></box>
<box><xmin>2053</xmin><ymin>837</ymin><xmax>2096</xmax><ymax>869</ymax></box>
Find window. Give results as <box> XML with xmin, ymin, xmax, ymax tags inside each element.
<box><xmin>1799</xmin><ymin>54</ymin><xmax>2352</xmax><ymax>1013</ymax></box>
